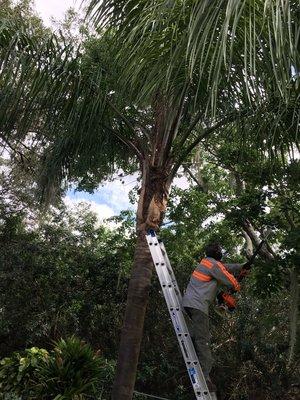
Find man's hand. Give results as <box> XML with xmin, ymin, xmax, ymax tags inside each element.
<box><xmin>217</xmin><ymin>291</ymin><xmax>236</xmax><ymax>311</ymax></box>
<box><xmin>217</xmin><ymin>291</ymin><xmax>225</xmax><ymax>305</ymax></box>
<box><xmin>243</xmin><ymin>261</ymin><xmax>252</xmax><ymax>270</ymax></box>
<box><xmin>239</xmin><ymin>268</ymin><xmax>250</xmax><ymax>279</ymax></box>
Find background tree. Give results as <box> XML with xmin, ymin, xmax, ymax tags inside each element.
<box><xmin>1</xmin><ymin>156</ymin><xmax>298</xmax><ymax>399</ymax></box>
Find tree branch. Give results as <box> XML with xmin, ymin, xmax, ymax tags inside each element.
<box><xmin>103</xmin><ymin>125</ymin><xmax>143</xmax><ymax>161</ymax></box>
<box><xmin>242</xmin><ymin>229</ymin><xmax>254</xmax><ymax>259</ymax></box>
<box><xmin>183</xmin><ymin>165</ymin><xmax>206</xmax><ymax>192</ymax></box>
<box><xmin>106</xmin><ymin>99</ymin><xmax>137</xmax><ymax>132</ymax></box>
<box><xmin>171</xmin><ymin>111</ymin><xmax>247</xmax><ymax>178</ymax></box>
<box><xmin>159</xmin><ymin>82</ymin><xmax>189</xmax><ymax>166</ymax></box>
<box><xmin>105</xmin><ymin>99</ymin><xmax>149</xmax><ymax>160</ymax></box>
<box><xmin>242</xmin><ymin>219</ymin><xmax>275</xmax><ymax>261</ymax></box>
<box><xmin>175</xmin><ymin>108</ymin><xmax>205</xmax><ymax>151</ymax></box>
<box><xmin>0</xmin><ymin>136</ymin><xmax>34</xmax><ymax>172</ymax></box>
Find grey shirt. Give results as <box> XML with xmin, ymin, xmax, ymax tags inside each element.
<box><xmin>182</xmin><ymin>257</ymin><xmax>243</xmax><ymax>315</ymax></box>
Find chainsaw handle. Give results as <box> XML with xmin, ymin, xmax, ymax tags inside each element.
<box><xmin>217</xmin><ymin>291</ymin><xmax>236</xmax><ymax>311</ymax></box>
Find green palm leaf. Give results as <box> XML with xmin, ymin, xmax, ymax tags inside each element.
<box><xmin>87</xmin><ymin>0</ymin><xmax>299</xmax><ymax>115</ymax></box>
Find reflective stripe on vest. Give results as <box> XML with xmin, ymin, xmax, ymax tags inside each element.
<box><xmin>200</xmin><ymin>258</ymin><xmax>213</xmax><ymax>269</ymax></box>
<box><xmin>192</xmin><ymin>270</ymin><xmax>212</xmax><ymax>282</ymax></box>
<box><xmin>216</xmin><ymin>261</ymin><xmax>241</xmax><ymax>291</ymax></box>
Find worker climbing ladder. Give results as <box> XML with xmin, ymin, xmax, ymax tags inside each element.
<box><xmin>146</xmin><ymin>230</ymin><xmax>217</xmax><ymax>400</ymax></box>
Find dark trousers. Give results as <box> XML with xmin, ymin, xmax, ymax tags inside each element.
<box><xmin>185</xmin><ymin>307</ymin><xmax>213</xmax><ymax>379</ymax></box>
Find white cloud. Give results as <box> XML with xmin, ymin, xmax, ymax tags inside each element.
<box><xmin>87</xmin><ymin>202</ymin><xmax>115</xmax><ymax>220</ymax></box>
<box><xmin>67</xmin><ymin>171</ymin><xmax>191</xmax><ymax>217</ymax></box>
<box><xmin>34</xmin><ymin>0</ymin><xmax>79</xmax><ymax>26</ymax></box>
<box><xmin>64</xmin><ymin>196</ymin><xmax>115</xmax><ymax>221</ymax></box>
<box><xmin>96</xmin><ymin>173</ymin><xmax>139</xmax><ymax>212</ymax></box>
<box><xmin>173</xmin><ymin>175</ymin><xmax>190</xmax><ymax>190</ymax></box>
<box><xmin>0</xmin><ymin>148</ymin><xmax>10</xmax><ymax>160</ymax></box>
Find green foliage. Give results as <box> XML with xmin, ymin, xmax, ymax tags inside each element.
<box><xmin>0</xmin><ymin>201</ymin><xmax>134</xmax><ymax>356</ymax></box>
<box><xmin>1</xmin><ymin>143</ymin><xmax>298</xmax><ymax>399</ymax></box>
<box><xmin>35</xmin><ymin>337</ymin><xmax>103</xmax><ymax>399</ymax></box>
<box><xmin>0</xmin><ymin>0</ymin><xmax>47</xmax><ymax>35</ymax></box>
<box><xmin>0</xmin><ymin>338</ymin><xmax>116</xmax><ymax>400</ymax></box>
<box><xmin>0</xmin><ymin>347</ymin><xmax>48</xmax><ymax>399</ymax></box>
<box><xmin>88</xmin><ymin>0</ymin><xmax>299</xmax><ymax>137</ymax></box>
<box><xmin>0</xmin><ymin>1</ymin><xmax>299</xmax><ymax>398</ymax></box>
<box><xmin>1</xmin><ymin>0</ymin><xmax>299</xmax><ymax>203</ymax></box>
<box><xmin>0</xmin><ymin>181</ymin><xmax>298</xmax><ymax>399</ymax></box>
<box><xmin>210</xmin><ymin>290</ymin><xmax>295</xmax><ymax>400</ymax></box>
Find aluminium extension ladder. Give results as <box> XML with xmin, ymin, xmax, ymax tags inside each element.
<box><xmin>146</xmin><ymin>230</ymin><xmax>217</xmax><ymax>400</ymax></box>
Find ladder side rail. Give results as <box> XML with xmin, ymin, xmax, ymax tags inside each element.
<box><xmin>148</xmin><ymin>238</ymin><xmax>181</xmax><ymax>310</ymax></box>
<box><xmin>146</xmin><ymin>233</ymin><xmax>212</xmax><ymax>400</ymax></box>
<box><xmin>159</xmin><ymin>241</ymin><xmax>183</xmax><ymax>303</ymax></box>
<box><xmin>148</xmin><ymin>236</ymin><xmax>211</xmax><ymax>400</ymax></box>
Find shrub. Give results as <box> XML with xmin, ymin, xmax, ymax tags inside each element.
<box><xmin>0</xmin><ymin>337</ymin><xmax>115</xmax><ymax>400</ymax></box>
<box><xmin>34</xmin><ymin>337</ymin><xmax>103</xmax><ymax>399</ymax></box>
<box><xmin>0</xmin><ymin>347</ymin><xmax>48</xmax><ymax>399</ymax></box>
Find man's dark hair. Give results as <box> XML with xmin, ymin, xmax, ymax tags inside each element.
<box><xmin>205</xmin><ymin>242</ymin><xmax>222</xmax><ymax>261</ymax></box>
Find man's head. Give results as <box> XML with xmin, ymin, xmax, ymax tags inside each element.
<box><xmin>205</xmin><ymin>242</ymin><xmax>223</xmax><ymax>261</ymax></box>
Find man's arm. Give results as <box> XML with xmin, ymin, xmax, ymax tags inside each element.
<box><xmin>224</xmin><ymin>263</ymin><xmax>243</xmax><ymax>275</ymax></box>
<box><xmin>209</xmin><ymin>261</ymin><xmax>241</xmax><ymax>291</ymax></box>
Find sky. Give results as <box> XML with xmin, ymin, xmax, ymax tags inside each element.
<box><xmin>65</xmin><ymin>174</ymin><xmax>139</xmax><ymax>222</ymax></box>
<box><xmin>34</xmin><ymin>0</ymin><xmax>79</xmax><ymax>27</ymax></box>
<box><xmin>33</xmin><ymin>0</ymin><xmax>190</xmax><ymax>221</ymax></box>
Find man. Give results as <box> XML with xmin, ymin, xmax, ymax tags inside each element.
<box><xmin>182</xmin><ymin>242</ymin><xmax>250</xmax><ymax>391</ymax></box>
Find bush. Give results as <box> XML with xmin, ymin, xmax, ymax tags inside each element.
<box><xmin>0</xmin><ymin>337</ymin><xmax>115</xmax><ymax>400</ymax></box>
<box><xmin>35</xmin><ymin>337</ymin><xmax>103</xmax><ymax>399</ymax></box>
<box><xmin>0</xmin><ymin>347</ymin><xmax>48</xmax><ymax>399</ymax></box>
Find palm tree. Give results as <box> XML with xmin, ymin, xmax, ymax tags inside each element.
<box><xmin>1</xmin><ymin>1</ymin><xmax>299</xmax><ymax>399</ymax></box>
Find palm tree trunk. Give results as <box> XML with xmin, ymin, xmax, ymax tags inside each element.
<box><xmin>111</xmin><ymin>231</ymin><xmax>154</xmax><ymax>399</ymax></box>
<box><xmin>111</xmin><ymin>164</ymin><xmax>170</xmax><ymax>400</ymax></box>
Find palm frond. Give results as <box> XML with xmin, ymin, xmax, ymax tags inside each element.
<box><xmin>1</xmin><ymin>3</ymin><xmax>299</xmax><ymax>204</ymax></box>
<box><xmin>0</xmin><ymin>21</ymin><xmax>140</xmax><ymax>201</ymax></box>
<box><xmin>86</xmin><ymin>0</ymin><xmax>299</xmax><ymax>113</ymax></box>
